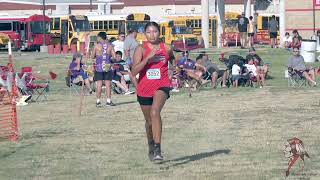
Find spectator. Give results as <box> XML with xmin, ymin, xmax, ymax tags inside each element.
<box><xmin>237</xmin><ymin>12</ymin><xmax>249</xmax><ymax>49</ymax></box>
<box><xmin>199</xmin><ymin>52</ymin><xmax>228</xmax><ymax>88</ymax></box>
<box><xmin>123</xmin><ymin>29</ymin><xmax>138</xmax><ymax>66</ymax></box>
<box><xmin>231</xmin><ymin>62</ymin><xmax>241</xmax><ymax>88</ymax></box>
<box><xmin>291</xmin><ymin>30</ymin><xmax>302</xmax><ymax>49</ymax></box>
<box><xmin>269</xmin><ymin>15</ymin><xmax>279</xmax><ymax>48</ymax></box>
<box><xmin>112</xmin><ymin>51</ymin><xmax>138</xmax><ymax>89</ymax></box>
<box><xmin>244</xmin><ymin>58</ymin><xmax>264</xmax><ymax>88</ymax></box>
<box><xmin>283</xmin><ymin>32</ymin><xmax>292</xmax><ymax>49</ymax></box>
<box><xmin>246</xmin><ymin>47</ymin><xmax>268</xmax><ymax>78</ymax></box>
<box><xmin>69</xmin><ymin>53</ymin><xmax>93</xmax><ymax>95</ymax></box>
<box><xmin>177</xmin><ymin>52</ymin><xmax>207</xmax><ymax>85</ymax></box>
<box><xmin>112</xmin><ymin>32</ymin><xmax>125</xmax><ymax>56</ymax></box>
<box><xmin>248</xmin><ymin>16</ymin><xmax>255</xmax><ymax>47</ymax></box>
<box><xmin>288</xmin><ymin>47</ymin><xmax>316</xmax><ymax>86</ymax></box>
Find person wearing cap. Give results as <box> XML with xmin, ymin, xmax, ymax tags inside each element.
<box><xmin>246</xmin><ymin>47</ymin><xmax>268</xmax><ymax>78</ymax></box>
<box><xmin>123</xmin><ymin>29</ymin><xmax>138</xmax><ymax>67</ymax></box>
<box><xmin>69</xmin><ymin>53</ymin><xmax>93</xmax><ymax>94</ymax></box>
<box><xmin>112</xmin><ymin>32</ymin><xmax>125</xmax><ymax>56</ymax></box>
<box><xmin>237</xmin><ymin>12</ymin><xmax>249</xmax><ymax>49</ymax></box>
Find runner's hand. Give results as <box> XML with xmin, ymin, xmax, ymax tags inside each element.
<box><xmin>144</xmin><ymin>47</ymin><xmax>160</xmax><ymax>62</ymax></box>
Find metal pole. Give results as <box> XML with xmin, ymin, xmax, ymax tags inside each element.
<box><xmin>201</xmin><ymin>0</ymin><xmax>209</xmax><ymax>48</ymax></box>
<box><xmin>313</xmin><ymin>0</ymin><xmax>316</xmax><ymax>34</ymax></box>
<box><xmin>279</xmin><ymin>0</ymin><xmax>285</xmax><ymax>45</ymax></box>
<box><xmin>42</xmin><ymin>0</ymin><xmax>46</xmax><ymax>45</ymax></box>
<box><xmin>90</xmin><ymin>0</ymin><xmax>93</xmax><ymax>12</ymax></box>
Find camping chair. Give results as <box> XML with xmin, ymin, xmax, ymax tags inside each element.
<box><xmin>287</xmin><ymin>68</ymin><xmax>307</xmax><ymax>88</ymax></box>
<box><xmin>66</xmin><ymin>69</ymin><xmax>84</xmax><ymax>96</ymax></box>
<box><xmin>21</xmin><ymin>67</ymin><xmax>57</xmax><ymax>102</ymax></box>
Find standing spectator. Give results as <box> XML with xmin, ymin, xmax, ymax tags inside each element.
<box><xmin>112</xmin><ymin>32</ymin><xmax>125</xmax><ymax>56</ymax></box>
<box><xmin>91</xmin><ymin>32</ymin><xmax>116</xmax><ymax>107</ymax></box>
<box><xmin>291</xmin><ymin>30</ymin><xmax>302</xmax><ymax>49</ymax></box>
<box><xmin>282</xmin><ymin>32</ymin><xmax>293</xmax><ymax>49</ymax></box>
<box><xmin>269</xmin><ymin>15</ymin><xmax>279</xmax><ymax>48</ymax></box>
<box><xmin>248</xmin><ymin>16</ymin><xmax>255</xmax><ymax>47</ymax></box>
<box><xmin>237</xmin><ymin>12</ymin><xmax>249</xmax><ymax>49</ymax></box>
<box><xmin>123</xmin><ymin>29</ymin><xmax>138</xmax><ymax>66</ymax></box>
<box><xmin>231</xmin><ymin>62</ymin><xmax>241</xmax><ymax>88</ymax></box>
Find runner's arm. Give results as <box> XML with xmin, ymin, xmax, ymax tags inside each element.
<box><xmin>131</xmin><ymin>46</ymin><xmax>148</xmax><ymax>76</ymax></box>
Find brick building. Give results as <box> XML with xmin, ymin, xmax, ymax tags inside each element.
<box><xmin>284</xmin><ymin>0</ymin><xmax>320</xmax><ymax>38</ymax></box>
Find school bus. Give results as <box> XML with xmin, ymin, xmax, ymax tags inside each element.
<box><xmin>125</xmin><ymin>13</ymin><xmax>151</xmax><ymax>43</ymax></box>
<box><xmin>49</xmin><ymin>15</ymin><xmax>91</xmax><ymax>47</ymax></box>
<box><xmin>256</xmin><ymin>14</ymin><xmax>280</xmax><ymax>44</ymax></box>
<box><xmin>87</xmin><ymin>14</ymin><xmax>126</xmax><ymax>43</ymax></box>
<box><xmin>160</xmin><ymin>19</ymin><xmax>203</xmax><ymax>51</ymax></box>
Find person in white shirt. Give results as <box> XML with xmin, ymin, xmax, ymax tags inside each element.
<box><xmin>245</xmin><ymin>58</ymin><xmax>265</xmax><ymax>88</ymax></box>
<box><xmin>112</xmin><ymin>33</ymin><xmax>125</xmax><ymax>56</ymax></box>
<box><xmin>231</xmin><ymin>63</ymin><xmax>241</xmax><ymax>87</ymax></box>
<box><xmin>282</xmin><ymin>32</ymin><xmax>292</xmax><ymax>49</ymax></box>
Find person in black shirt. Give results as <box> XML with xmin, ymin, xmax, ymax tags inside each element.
<box><xmin>237</xmin><ymin>12</ymin><xmax>249</xmax><ymax>49</ymax></box>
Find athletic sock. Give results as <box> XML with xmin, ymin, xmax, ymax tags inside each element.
<box><xmin>106</xmin><ymin>98</ymin><xmax>111</xmax><ymax>103</ymax></box>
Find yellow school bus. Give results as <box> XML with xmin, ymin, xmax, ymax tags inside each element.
<box><xmin>164</xmin><ymin>14</ymin><xmax>218</xmax><ymax>47</ymax></box>
<box><xmin>49</xmin><ymin>15</ymin><xmax>91</xmax><ymax>47</ymax></box>
<box><xmin>87</xmin><ymin>14</ymin><xmax>126</xmax><ymax>43</ymax></box>
<box><xmin>256</xmin><ymin>14</ymin><xmax>280</xmax><ymax>44</ymax></box>
<box><xmin>160</xmin><ymin>19</ymin><xmax>203</xmax><ymax>51</ymax></box>
<box><xmin>125</xmin><ymin>13</ymin><xmax>151</xmax><ymax>44</ymax></box>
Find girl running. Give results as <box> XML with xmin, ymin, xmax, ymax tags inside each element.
<box><xmin>131</xmin><ymin>22</ymin><xmax>175</xmax><ymax>161</ymax></box>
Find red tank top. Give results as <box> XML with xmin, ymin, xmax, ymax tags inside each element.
<box><xmin>137</xmin><ymin>42</ymin><xmax>171</xmax><ymax>97</ymax></box>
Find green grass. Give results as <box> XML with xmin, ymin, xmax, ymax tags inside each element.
<box><xmin>0</xmin><ymin>48</ymin><xmax>320</xmax><ymax>180</ymax></box>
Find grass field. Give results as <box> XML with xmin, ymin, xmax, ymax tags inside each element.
<box><xmin>0</xmin><ymin>48</ymin><xmax>320</xmax><ymax>180</ymax></box>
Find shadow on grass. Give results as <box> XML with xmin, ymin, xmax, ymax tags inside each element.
<box><xmin>116</xmin><ymin>100</ymin><xmax>137</xmax><ymax>106</ymax></box>
<box><xmin>159</xmin><ymin>149</ymin><xmax>231</xmax><ymax>169</ymax></box>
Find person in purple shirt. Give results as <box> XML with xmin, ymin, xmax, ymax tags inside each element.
<box><xmin>177</xmin><ymin>51</ymin><xmax>207</xmax><ymax>84</ymax></box>
<box><xmin>69</xmin><ymin>53</ymin><xmax>93</xmax><ymax>94</ymax></box>
<box><xmin>91</xmin><ymin>32</ymin><xmax>116</xmax><ymax>107</ymax></box>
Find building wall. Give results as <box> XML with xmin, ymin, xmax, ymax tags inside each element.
<box><xmin>285</xmin><ymin>0</ymin><xmax>320</xmax><ymax>38</ymax></box>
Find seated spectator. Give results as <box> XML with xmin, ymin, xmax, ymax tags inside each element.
<box><xmin>231</xmin><ymin>62</ymin><xmax>241</xmax><ymax>88</ymax></box>
<box><xmin>291</xmin><ymin>30</ymin><xmax>302</xmax><ymax>49</ymax></box>
<box><xmin>246</xmin><ymin>47</ymin><xmax>268</xmax><ymax>78</ymax></box>
<box><xmin>288</xmin><ymin>47</ymin><xmax>316</xmax><ymax>86</ymax></box>
<box><xmin>244</xmin><ymin>58</ymin><xmax>264</xmax><ymax>88</ymax></box>
<box><xmin>111</xmin><ymin>52</ymin><xmax>135</xmax><ymax>95</ymax></box>
<box><xmin>112</xmin><ymin>51</ymin><xmax>138</xmax><ymax>88</ymax></box>
<box><xmin>198</xmin><ymin>52</ymin><xmax>228</xmax><ymax>88</ymax></box>
<box><xmin>283</xmin><ymin>32</ymin><xmax>292</xmax><ymax>49</ymax></box>
<box><xmin>69</xmin><ymin>53</ymin><xmax>93</xmax><ymax>94</ymax></box>
<box><xmin>177</xmin><ymin>51</ymin><xmax>207</xmax><ymax>85</ymax></box>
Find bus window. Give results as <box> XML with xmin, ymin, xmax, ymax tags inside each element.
<box><xmin>94</xmin><ymin>21</ymin><xmax>98</xmax><ymax>30</ymax></box>
<box><xmin>99</xmin><ymin>21</ymin><xmax>103</xmax><ymax>29</ymax></box>
<box><xmin>161</xmin><ymin>26</ymin><xmax>165</xmax><ymax>36</ymax></box>
<box><xmin>103</xmin><ymin>21</ymin><xmax>108</xmax><ymax>30</ymax></box>
<box><xmin>261</xmin><ymin>17</ymin><xmax>269</xmax><ymax>30</ymax></box>
<box><xmin>13</xmin><ymin>22</ymin><xmax>19</xmax><ymax>32</ymax></box>
<box><xmin>54</xmin><ymin>18</ymin><xmax>60</xmax><ymax>30</ymax></box>
<box><xmin>0</xmin><ymin>22</ymin><xmax>12</xmax><ymax>31</ymax></box>
<box><xmin>114</xmin><ymin>21</ymin><xmax>119</xmax><ymax>29</ymax></box>
<box><xmin>89</xmin><ymin>22</ymin><xmax>93</xmax><ymax>29</ymax></box>
<box><xmin>108</xmin><ymin>21</ymin><xmax>113</xmax><ymax>30</ymax></box>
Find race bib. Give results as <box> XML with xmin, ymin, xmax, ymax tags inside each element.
<box><xmin>147</xmin><ymin>69</ymin><xmax>161</xmax><ymax>80</ymax></box>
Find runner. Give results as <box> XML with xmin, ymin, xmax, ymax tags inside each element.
<box><xmin>131</xmin><ymin>22</ymin><xmax>175</xmax><ymax>161</ymax></box>
<box><xmin>91</xmin><ymin>32</ymin><xmax>116</xmax><ymax>107</ymax></box>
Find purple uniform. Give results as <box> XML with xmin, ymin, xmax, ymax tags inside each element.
<box><xmin>95</xmin><ymin>42</ymin><xmax>111</xmax><ymax>72</ymax></box>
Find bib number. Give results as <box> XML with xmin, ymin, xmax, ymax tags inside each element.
<box><xmin>147</xmin><ymin>69</ymin><xmax>161</xmax><ymax>80</ymax></box>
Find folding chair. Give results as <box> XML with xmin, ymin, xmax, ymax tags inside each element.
<box><xmin>66</xmin><ymin>69</ymin><xmax>83</xmax><ymax>96</ymax></box>
<box><xmin>287</xmin><ymin>68</ymin><xmax>307</xmax><ymax>88</ymax></box>
<box><xmin>21</xmin><ymin>67</ymin><xmax>56</xmax><ymax>102</ymax></box>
